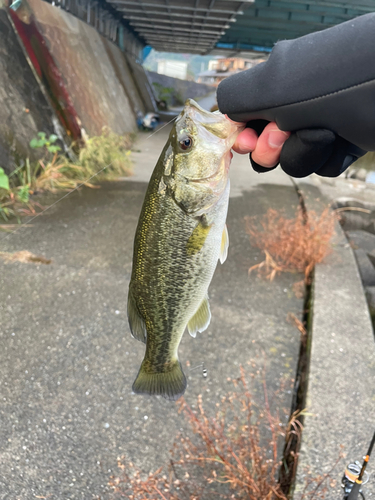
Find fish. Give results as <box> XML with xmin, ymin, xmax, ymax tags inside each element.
<box><xmin>128</xmin><ymin>99</ymin><xmax>243</xmax><ymax>401</ymax></box>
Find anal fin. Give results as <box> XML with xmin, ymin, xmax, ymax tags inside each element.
<box><xmin>127</xmin><ymin>288</ymin><xmax>147</xmax><ymax>344</ymax></box>
<box><xmin>220</xmin><ymin>224</ymin><xmax>229</xmax><ymax>264</ymax></box>
<box><xmin>187</xmin><ymin>296</ymin><xmax>211</xmax><ymax>338</ymax></box>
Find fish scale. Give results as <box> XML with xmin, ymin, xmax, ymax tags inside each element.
<box><xmin>128</xmin><ymin>99</ymin><xmax>243</xmax><ymax>400</ymax></box>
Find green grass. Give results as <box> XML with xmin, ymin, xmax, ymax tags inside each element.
<box><xmin>0</xmin><ymin>128</ymin><xmax>133</xmax><ymax>224</ymax></box>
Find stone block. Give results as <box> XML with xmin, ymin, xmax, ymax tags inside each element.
<box><xmin>341</xmin><ymin>212</ymin><xmax>370</xmax><ymax>232</ymax></box>
<box><xmin>354</xmin><ymin>249</ymin><xmax>375</xmax><ymax>286</ymax></box>
<box><xmin>365</xmin><ymin>286</ymin><xmax>375</xmax><ymax>313</ymax></box>
<box><xmin>347</xmin><ymin>230</ymin><xmax>375</xmax><ymax>254</ymax></box>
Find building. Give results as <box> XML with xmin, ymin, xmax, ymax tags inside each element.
<box><xmin>197</xmin><ymin>57</ymin><xmax>266</xmax><ymax>86</ymax></box>
<box><xmin>157</xmin><ymin>60</ymin><xmax>188</xmax><ymax>80</ymax></box>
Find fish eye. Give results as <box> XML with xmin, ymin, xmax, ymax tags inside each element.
<box><xmin>179</xmin><ymin>137</ymin><xmax>193</xmax><ymax>151</ymax></box>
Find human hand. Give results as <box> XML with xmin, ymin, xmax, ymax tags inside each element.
<box><xmin>218</xmin><ymin>13</ymin><xmax>375</xmax><ymax>177</ymax></box>
<box><xmin>231</xmin><ymin>121</ymin><xmax>290</xmax><ymax>169</ymax></box>
<box><xmin>230</xmin><ymin>119</ymin><xmax>367</xmax><ymax>178</ymax></box>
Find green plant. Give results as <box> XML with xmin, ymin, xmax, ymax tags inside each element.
<box><xmin>0</xmin><ymin>169</ymin><xmax>13</xmax><ymax>222</ymax></box>
<box><xmin>78</xmin><ymin>127</ymin><xmax>132</xmax><ymax>180</ymax></box>
<box><xmin>16</xmin><ymin>185</ymin><xmax>30</xmax><ymax>204</ymax></box>
<box><xmin>0</xmin><ymin>128</ymin><xmax>132</xmax><ymax>227</ymax></box>
<box><xmin>0</xmin><ymin>168</ymin><xmax>10</xmax><ymax>191</ymax></box>
<box><xmin>174</xmin><ymin>91</ymin><xmax>185</xmax><ymax>106</ymax></box>
<box><xmin>0</xmin><ymin>203</ymin><xmax>14</xmax><ymax>222</ymax></box>
<box><xmin>30</xmin><ymin>132</ymin><xmax>61</xmax><ymax>154</ymax></box>
<box><xmin>153</xmin><ymin>82</ymin><xmax>175</xmax><ymax>106</ymax></box>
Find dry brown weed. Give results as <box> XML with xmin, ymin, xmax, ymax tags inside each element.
<box><xmin>109</xmin><ymin>368</ymin><xmax>288</xmax><ymax>499</ymax></box>
<box><xmin>171</xmin><ymin>371</ymin><xmax>287</xmax><ymax>500</ymax></box>
<box><xmin>246</xmin><ymin>208</ymin><xmax>336</xmax><ymax>281</ymax></box>
<box><xmin>108</xmin><ymin>367</ymin><xmax>335</xmax><ymax>500</ymax></box>
<box><xmin>287</xmin><ymin>313</ymin><xmax>307</xmax><ymax>338</ymax></box>
<box><xmin>0</xmin><ymin>250</ymin><xmax>51</xmax><ymax>264</ymax></box>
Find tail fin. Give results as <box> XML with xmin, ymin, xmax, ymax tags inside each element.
<box><xmin>132</xmin><ymin>361</ymin><xmax>187</xmax><ymax>401</ymax></box>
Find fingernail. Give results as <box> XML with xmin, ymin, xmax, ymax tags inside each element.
<box><xmin>268</xmin><ymin>131</ymin><xmax>288</xmax><ymax>148</ymax></box>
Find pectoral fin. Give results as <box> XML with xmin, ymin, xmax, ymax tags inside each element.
<box><xmin>187</xmin><ymin>296</ymin><xmax>211</xmax><ymax>338</ymax></box>
<box><xmin>220</xmin><ymin>224</ymin><xmax>229</xmax><ymax>264</ymax></box>
<box><xmin>186</xmin><ymin>219</ymin><xmax>211</xmax><ymax>256</ymax></box>
<box><xmin>127</xmin><ymin>289</ymin><xmax>147</xmax><ymax>344</ymax></box>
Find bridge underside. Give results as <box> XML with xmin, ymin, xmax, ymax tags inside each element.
<box><xmin>45</xmin><ymin>0</ymin><xmax>375</xmax><ymax>56</ymax></box>
<box><xmin>105</xmin><ymin>0</ymin><xmax>248</xmax><ymax>54</ymax></box>
<box><xmin>217</xmin><ymin>0</ymin><xmax>375</xmax><ymax>54</ymax></box>
<box><xmin>112</xmin><ymin>0</ymin><xmax>375</xmax><ymax>55</ymax></box>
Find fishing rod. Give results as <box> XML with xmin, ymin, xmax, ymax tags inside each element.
<box><xmin>341</xmin><ymin>428</ymin><xmax>375</xmax><ymax>500</ymax></box>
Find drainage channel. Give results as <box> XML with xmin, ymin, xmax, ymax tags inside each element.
<box><xmin>279</xmin><ymin>270</ymin><xmax>314</xmax><ymax>497</ymax></box>
<box><xmin>278</xmin><ymin>179</ymin><xmax>314</xmax><ymax>497</ymax></box>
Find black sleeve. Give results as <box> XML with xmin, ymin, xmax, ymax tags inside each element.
<box><xmin>217</xmin><ymin>13</ymin><xmax>375</xmax><ymax>152</ymax></box>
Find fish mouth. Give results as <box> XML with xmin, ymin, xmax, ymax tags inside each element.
<box><xmin>183</xmin><ymin>99</ymin><xmax>214</xmax><ymax>118</ymax></box>
<box><xmin>180</xmin><ymin>99</ymin><xmax>241</xmax><ymax>185</ymax></box>
<box><xmin>184</xmin><ymin>99</ymin><xmax>244</xmax><ymax>138</ymax></box>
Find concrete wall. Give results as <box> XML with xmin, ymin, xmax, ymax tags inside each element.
<box><xmin>0</xmin><ymin>9</ymin><xmax>57</xmax><ymax>174</ymax></box>
<box><xmin>0</xmin><ymin>0</ymin><xmax>160</xmax><ymax>172</ymax></box>
<box><xmin>126</xmin><ymin>56</ymin><xmax>159</xmax><ymax>113</ymax></box>
<box><xmin>103</xmin><ymin>38</ymin><xmax>146</xmax><ymax>117</ymax></box>
<box><xmin>26</xmin><ymin>0</ymin><xmax>137</xmax><ymax>137</ymax></box>
<box><xmin>147</xmin><ymin>71</ymin><xmax>214</xmax><ymax>105</ymax></box>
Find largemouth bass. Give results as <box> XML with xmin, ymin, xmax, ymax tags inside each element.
<box><xmin>128</xmin><ymin>99</ymin><xmax>243</xmax><ymax>401</ymax></box>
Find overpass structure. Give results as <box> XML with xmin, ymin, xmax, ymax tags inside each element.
<box><xmin>46</xmin><ymin>0</ymin><xmax>375</xmax><ymax>57</ymax></box>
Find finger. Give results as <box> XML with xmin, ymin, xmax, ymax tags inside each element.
<box><xmin>251</xmin><ymin>122</ymin><xmax>290</xmax><ymax>168</ymax></box>
<box><xmin>232</xmin><ymin>128</ymin><xmax>258</xmax><ymax>154</ymax></box>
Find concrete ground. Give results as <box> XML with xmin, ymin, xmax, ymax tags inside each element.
<box><xmin>294</xmin><ymin>178</ymin><xmax>375</xmax><ymax>500</ymax></box>
<box><xmin>0</xmin><ymin>100</ymin><xmax>306</xmax><ymax>499</ymax></box>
